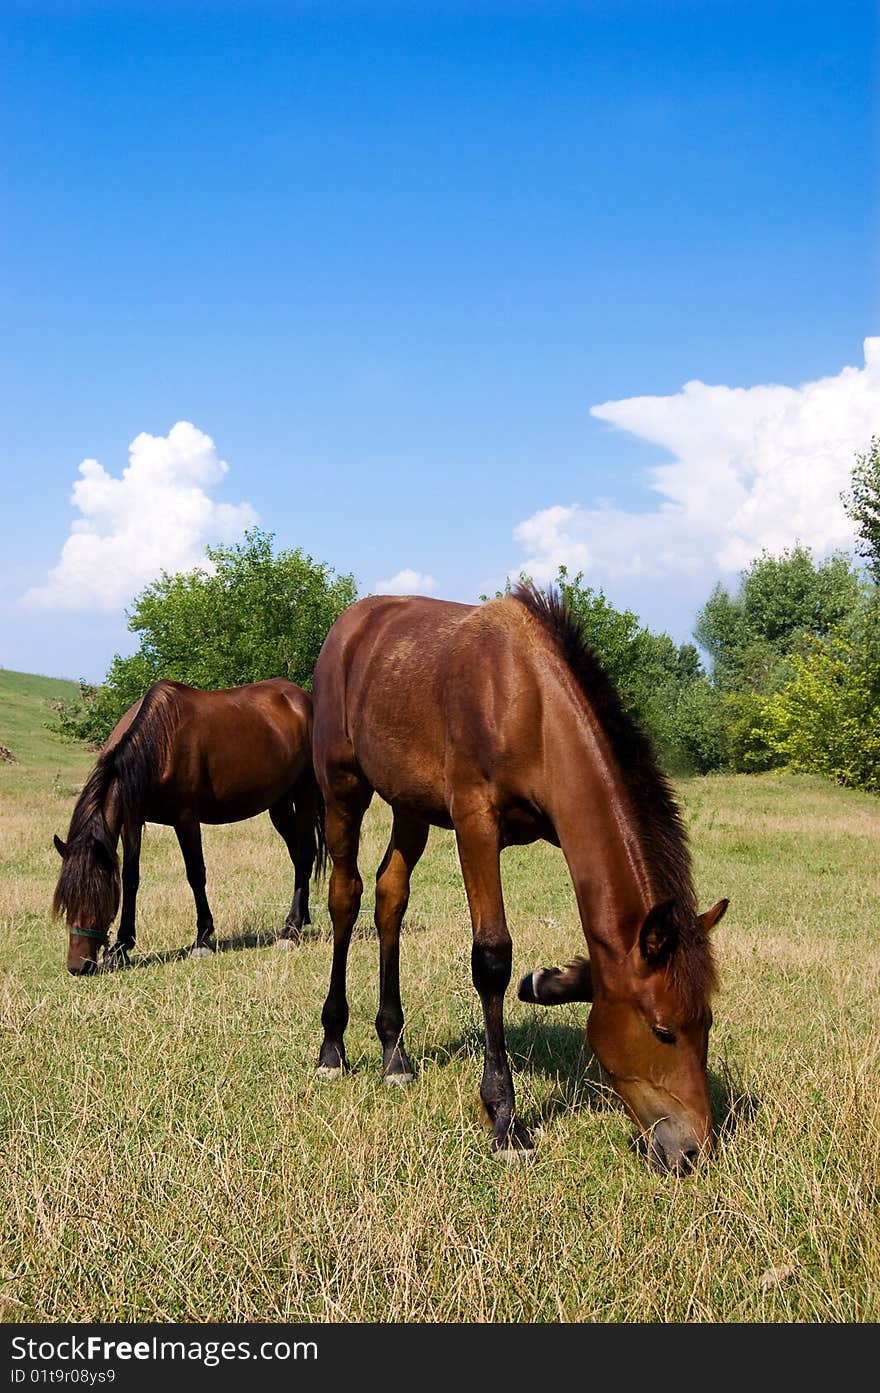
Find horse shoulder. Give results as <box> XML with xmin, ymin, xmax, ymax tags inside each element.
<box><xmin>103</xmin><ymin>697</ymin><xmax>145</xmax><ymax>754</ymax></box>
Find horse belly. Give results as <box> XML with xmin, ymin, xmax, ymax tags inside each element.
<box><xmin>197</xmin><ymin>788</ymin><xmax>286</xmax><ymax>824</ymax></box>
<box><xmin>197</xmin><ymin>761</ymin><xmax>295</xmax><ymax>822</ymax></box>
<box><xmin>173</xmin><ymin>738</ymin><xmax>299</xmax><ymax>824</ymax></box>
<box><xmin>356</xmin><ymin>726</ymin><xmax>450</xmax><ymax>825</ymax></box>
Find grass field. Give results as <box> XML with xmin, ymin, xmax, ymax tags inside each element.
<box><xmin>1</xmin><ymin>669</ymin><xmax>878</xmax><ymax>1322</ymax></box>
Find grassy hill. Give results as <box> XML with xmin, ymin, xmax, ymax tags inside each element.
<box><xmin>0</xmin><ymin>668</ymin><xmax>86</xmax><ymax>773</ymax></box>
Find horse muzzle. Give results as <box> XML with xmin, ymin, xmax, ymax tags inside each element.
<box><xmin>67</xmin><ymin>957</ymin><xmax>98</xmax><ymax>976</ymax></box>
<box><xmin>646</xmin><ymin>1117</ymin><xmax>708</xmax><ymax>1175</ymax></box>
<box><xmin>67</xmin><ymin>926</ymin><xmax>108</xmax><ymax>976</ymax></box>
<box><xmin>614</xmin><ymin>1078</ymin><xmax>712</xmax><ymax>1175</ymax></box>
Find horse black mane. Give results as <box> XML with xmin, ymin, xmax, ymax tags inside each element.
<box><xmin>53</xmin><ymin>682</ymin><xmax>179</xmax><ymax>926</ymax></box>
<box><xmin>511</xmin><ymin>584</ymin><xmax>717</xmax><ymax>1006</ymax></box>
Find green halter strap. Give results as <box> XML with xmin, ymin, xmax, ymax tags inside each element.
<box><xmin>70</xmin><ymin>925</ymin><xmax>109</xmax><ymax>943</ymax></box>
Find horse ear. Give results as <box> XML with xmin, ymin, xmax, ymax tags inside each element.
<box><xmin>699</xmin><ymin>898</ymin><xmax>729</xmax><ymax>931</ymax></box>
<box><xmin>53</xmin><ymin>834</ymin><xmax>67</xmax><ymax>858</ymax></box>
<box><xmin>638</xmin><ymin>899</ymin><xmax>677</xmax><ymax>967</ymax></box>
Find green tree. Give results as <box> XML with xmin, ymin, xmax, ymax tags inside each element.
<box><xmin>695</xmin><ymin>545</ymin><xmax>862</xmax><ymax>694</ymax></box>
<box><xmin>668</xmin><ymin>678</ymin><xmax>732</xmax><ymax>775</ymax></box>
<box><xmin>54</xmin><ymin>529</ymin><xmax>357</xmax><ymax>744</ymax></box>
<box><xmin>842</xmin><ymin>435</ymin><xmax>880</xmax><ymax>584</ymax></box>
<box><xmin>757</xmin><ymin>599</ymin><xmax>880</xmax><ymax>794</ymax></box>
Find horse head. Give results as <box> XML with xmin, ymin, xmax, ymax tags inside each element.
<box><xmin>53</xmin><ymin>829</ymin><xmax>119</xmax><ymax>975</ymax></box>
<box><xmin>585</xmin><ymin>898</ymin><xmax>728</xmax><ymax>1173</ymax></box>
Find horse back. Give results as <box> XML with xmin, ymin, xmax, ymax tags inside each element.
<box><xmin>103</xmin><ymin>696</ymin><xmax>146</xmax><ymax>753</ymax></box>
<box><xmin>144</xmin><ymin>678</ymin><xmax>314</xmax><ymax>824</ymax></box>
<box><xmin>312</xmin><ymin>596</ymin><xmax>551</xmax><ymax>828</ymax></box>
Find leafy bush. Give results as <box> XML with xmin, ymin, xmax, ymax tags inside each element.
<box><xmin>723</xmin><ymin>692</ymin><xmax>780</xmax><ymax>773</ymax></box>
<box><xmin>666</xmin><ymin>679</ymin><xmax>731</xmax><ymax>774</ymax></box>
<box><xmin>756</xmin><ymin>601</ymin><xmax>880</xmax><ymax>793</ymax></box>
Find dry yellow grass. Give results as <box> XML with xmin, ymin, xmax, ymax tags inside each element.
<box><xmin>1</xmin><ymin>695</ymin><xmax>878</xmax><ymax>1322</ymax></box>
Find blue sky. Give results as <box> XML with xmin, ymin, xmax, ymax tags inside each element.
<box><xmin>1</xmin><ymin>1</ymin><xmax>877</xmax><ymax>681</ymax></box>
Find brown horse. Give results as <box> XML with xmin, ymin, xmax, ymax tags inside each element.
<box><xmin>311</xmin><ymin>586</ymin><xmax>728</xmax><ymax>1173</ymax></box>
<box><xmin>53</xmin><ymin>678</ymin><xmax>326</xmax><ymax>975</ymax></box>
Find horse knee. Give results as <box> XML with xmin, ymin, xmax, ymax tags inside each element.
<box><xmin>471</xmin><ymin>939</ymin><xmax>512</xmax><ymax>996</ymax></box>
<box><xmin>375</xmin><ymin>877</ymin><xmax>408</xmax><ymax>927</ymax></box>
<box><xmin>328</xmin><ymin>870</ymin><xmax>362</xmax><ymax>922</ymax></box>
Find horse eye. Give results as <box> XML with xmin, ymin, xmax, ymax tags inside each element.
<box><xmin>652</xmin><ymin>1025</ymin><xmax>676</xmax><ymax>1044</ymax></box>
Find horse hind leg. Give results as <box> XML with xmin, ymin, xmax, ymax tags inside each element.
<box><xmin>174</xmin><ymin>817</ymin><xmax>216</xmax><ymax>957</ymax></box>
<box><xmin>316</xmin><ymin>778</ymin><xmax>372</xmax><ymax>1080</ymax></box>
<box><xmin>374</xmin><ymin>809</ymin><xmax>429</xmax><ymax>1085</ymax></box>
<box><xmin>269</xmin><ymin>794</ymin><xmax>311</xmax><ymax>945</ymax></box>
<box><xmin>271</xmin><ymin>813</ymin><xmax>302</xmax><ymax>944</ymax></box>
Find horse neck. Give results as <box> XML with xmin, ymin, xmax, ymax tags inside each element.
<box><xmin>540</xmin><ymin>688</ymin><xmax>656</xmax><ymax>962</ymax></box>
<box><xmin>68</xmin><ymin>759</ymin><xmax>124</xmax><ymax>849</ymax></box>
<box><xmin>100</xmin><ymin>780</ymin><xmax>123</xmax><ymax>843</ymax></box>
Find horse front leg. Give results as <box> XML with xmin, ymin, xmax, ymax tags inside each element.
<box><xmin>518</xmin><ymin>955</ymin><xmax>594</xmax><ymax>1005</ymax></box>
<box><xmin>455</xmin><ymin>809</ymin><xmax>533</xmax><ymax>1163</ymax></box>
<box><xmin>106</xmin><ymin>822</ymin><xmax>142</xmax><ymax>970</ymax></box>
<box><xmin>174</xmin><ymin>817</ymin><xmax>215</xmax><ymax>957</ymax></box>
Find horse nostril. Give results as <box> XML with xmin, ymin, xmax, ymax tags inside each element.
<box><xmin>650</xmin><ymin>1130</ymin><xmax>701</xmax><ymax>1176</ymax></box>
<box><xmin>678</xmin><ymin>1143</ymin><xmax>699</xmax><ymax>1173</ymax></box>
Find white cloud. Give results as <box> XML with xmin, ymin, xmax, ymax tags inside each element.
<box><xmin>514</xmin><ymin>337</ymin><xmax>880</xmax><ymax>586</ymax></box>
<box><xmin>22</xmin><ymin>421</ymin><xmax>257</xmax><ymax>613</ymax></box>
<box><xmin>375</xmin><ymin>567</ymin><xmax>438</xmax><ymax>595</ymax></box>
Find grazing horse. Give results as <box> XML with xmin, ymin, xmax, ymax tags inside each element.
<box><xmin>53</xmin><ymin>678</ymin><xmax>326</xmax><ymax>975</ymax></box>
<box><xmin>311</xmin><ymin>586</ymin><xmax>728</xmax><ymax>1173</ymax></box>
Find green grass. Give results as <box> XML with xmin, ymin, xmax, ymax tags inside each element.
<box><xmin>1</xmin><ymin>671</ymin><xmax>878</xmax><ymax>1322</ymax></box>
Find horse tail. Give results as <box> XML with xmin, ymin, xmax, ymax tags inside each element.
<box><xmin>52</xmin><ymin>681</ymin><xmax>179</xmax><ymax>927</ymax></box>
<box><xmin>312</xmin><ymin>781</ymin><xmax>329</xmax><ymax>882</ymax></box>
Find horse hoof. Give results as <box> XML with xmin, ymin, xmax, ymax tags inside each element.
<box><xmin>494</xmin><ymin>1146</ymin><xmax>536</xmax><ymax>1167</ymax></box>
<box><xmin>274</xmin><ymin>937</ymin><xmax>296</xmax><ymax>950</ymax></box>
<box><xmin>189</xmin><ymin>945</ymin><xmax>214</xmax><ymax>959</ymax></box>
<box><xmin>384</xmin><ymin>1072</ymin><xmax>415</xmax><ymax>1088</ymax></box>
<box><xmin>517</xmin><ymin>970</ymin><xmax>543</xmax><ymax>1003</ymax></box>
<box><xmin>315</xmin><ymin>1064</ymin><xmax>344</xmax><ymax>1082</ymax></box>
<box><xmin>489</xmin><ymin>1117</ymin><xmax>534</xmax><ymax>1163</ymax></box>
